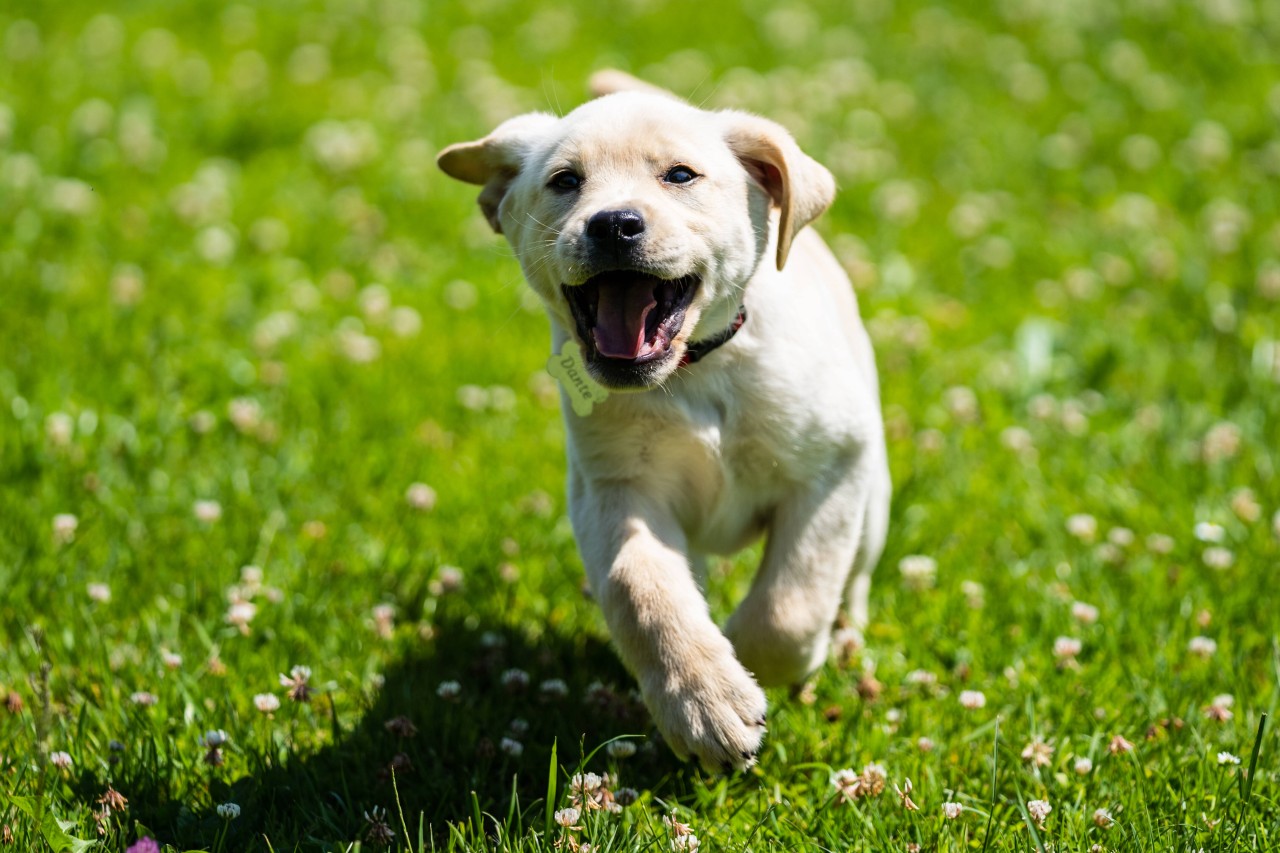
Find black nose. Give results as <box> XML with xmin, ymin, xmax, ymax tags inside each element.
<box><xmin>586</xmin><ymin>209</ymin><xmax>645</xmax><ymax>249</ymax></box>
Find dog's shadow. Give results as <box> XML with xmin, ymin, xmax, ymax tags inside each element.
<box><xmin>154</xmin><ymin>615</ymin><xmax>696</xmax><ymax>849</ymax></box>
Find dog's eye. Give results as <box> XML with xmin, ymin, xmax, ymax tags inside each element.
<box><xmin>664</xmin><ymin>166</ymin><xmax>698</xmax><ymax>185</ymax></box>
<box><xmin>548</xmin><ymin>171</ymin><xmax>582</xmax><ymax>192</ymax></box>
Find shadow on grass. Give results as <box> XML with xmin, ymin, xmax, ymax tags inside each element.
<box><xmin>96</xmin><ymin>614</ymin><xmax>699</xmax><ymax>850</ymax></box>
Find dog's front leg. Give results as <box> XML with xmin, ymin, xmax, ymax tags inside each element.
<box><xmin>571</xmin><ymin>481</ymin><xmax>767</xmax><ymax>771</ymax></box>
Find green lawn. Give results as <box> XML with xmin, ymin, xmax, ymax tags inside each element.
<box><xmin>2</xmin><ymin>0</ymin><xmax>1278</xmax><ymax>850</ymax></box>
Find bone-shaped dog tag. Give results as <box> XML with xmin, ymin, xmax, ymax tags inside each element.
<box><xmin>547</xmin><ymin>340</ymin><xmax>609</xmax><ymax>417</ymax></box>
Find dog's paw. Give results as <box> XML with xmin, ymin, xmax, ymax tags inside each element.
<box><xmin>642</xmin><ymin>654</ymin><xmax>768</xmax><ymax>772</ymax></box>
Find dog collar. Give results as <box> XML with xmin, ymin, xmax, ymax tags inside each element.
<box><xmin>679</xmin><ymin>306</ymin><xmax>747</xmax><ymax>367</ymax></box>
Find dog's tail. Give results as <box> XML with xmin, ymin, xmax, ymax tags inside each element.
<box><xmin>588</xmin><ymin>69</ymin><xmax>681</xmax><ymax>101</ymax></box>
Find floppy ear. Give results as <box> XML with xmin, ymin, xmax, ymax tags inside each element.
<box><xmin>721</xmin><ymin>111</ymin><xmax>836</xmax><ymax>270</ymax></box>
<box><xmin>437</xmin><ymin>112</ymin><xmax>557</xmax><ymax>234</ymax></box>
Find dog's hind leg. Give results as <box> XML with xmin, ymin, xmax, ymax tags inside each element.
<box><xmin>723</xmin><ymin>460</ymin><xmax>871</xmax><ymax>688</ymax></box>
<box><xmin>841</xmin><ymin>448</ymin><xmax>890</xmax><ymax>641</ymax></box>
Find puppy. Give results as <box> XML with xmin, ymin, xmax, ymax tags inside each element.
<box><xmin>438</xmin><ymin>71</ymin><xmax>890</xmax><ymax>770</ymax></box>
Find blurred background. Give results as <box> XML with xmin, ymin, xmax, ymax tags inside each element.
<box><xmin>2</xmin><ymin>0</ymin><xmax>1279</xmax><ymax>849</ymax></box>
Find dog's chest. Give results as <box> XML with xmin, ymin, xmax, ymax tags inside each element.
<box><xmin>658</xmin><ymin>392</ymin><xmax>814</xmax><ymax>554</ymax></box>
<box><xmin>568</xmin><ymin>371</ymin><xmax>852</xmax><ymax>554</ymax></box>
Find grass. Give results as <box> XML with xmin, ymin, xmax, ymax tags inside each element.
<box><xmin>1</xmin><ymin>0</ymin><xmax>1279</xmax><ymax>849</ymax></box>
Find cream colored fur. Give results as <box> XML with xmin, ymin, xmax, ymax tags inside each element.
<box><xmin>438</xmin><ymin>71</ymin><xmax>890</xmax><ymax>770</ymax></box>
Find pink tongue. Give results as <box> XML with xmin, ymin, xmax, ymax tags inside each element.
<box><xmin>593</xmin><ymin>281</ymin><xmax>657</xmax><ymax>359</ymax></box>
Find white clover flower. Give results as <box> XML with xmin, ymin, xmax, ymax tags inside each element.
<box><xmin>130</xmin><ymin>691</ymin><xmax>158</xmax><ymax>706</ymax></box>
<box><xmin>336</xmin><ymin>327</ymin><xmax>381</xmax><ymax>364</ymax></box>
<box><xmin>457</xmin><ymin>384</ymin><xmax>488</xmax><ymax>410</ymax></box>
<box><xmin>202</xmin><ymin>729</ymin><xmax>228</xmax><ymax>747</ymax></box>
<box><xmin>189</xmin><ymin>410</ymin><xmax>217</xmax><ymax>434</ymax></box>
<box><xmin>671</xmin><ymin>834</ymin><xmax>700</xmax><ymax>852</ymax></box>
<box><xmin>1230</xmin><ymin>489</ymin><xmax>1262</xmax><ymax>522</ymax></box>
<box><xmin>50</xmin><ymin>751</ymin><xmax>73</xmax><ymax>769</ymax></box>
<box><xmin>499</xmin><ymin>668</ymin><xmax>530</xmax><ymax>690</ymax></box>
<box><xmin>917</xmin><ymin>737</ymin><xmax>935</xmax><ymax>752</ymax></box>
<box><xmin>1193</xmin><ymin>522</ymin><xmax>1225</xmax><ymax>543</ymax></box>
<box><xmin>217</xmin><ymin>802</ymin><xmax>240</xmax><ymax>820</ymax></box>
<box><xmin>46</xmin><ymin>412</ymin><xmax>75</xmax><ymax>446</ymax></box>
<box><xmin>405</xmin><ymin>482</ymin><xmax>437</xmax><ymax>511</ymax></box>
<box><xmin>1071</xmin><ymin>601</ymin><xmax>1100</xmax><ymax>623</ymax></box>
<box><xmin>1066</xmin><ymin>514</ymin><xmax>1098</xmax><ymax>541</ymax></box>
<box><xmin>572</xmin><ymin>772</ymin><xmax>604</xmax><ymax>794</ymax></box>
<box><xmin>958</xmin><ymin>690</ymin><xmax>986</xmax><ymax>709</ymax></box>
<box><xmin>225</xmin><ymin>600</ymin><xmax>257</xmax><ymax>630</ymax></box>
<box><xmin>943</xmin><ymin>385</ymin><xmax>978</xmax><ymax>421</ymax></box>
<box><xmin>540</xmin><ymin>678</ymin><xmax>569</xmax><ymax>699</ymax></box>
<box><xmin>1217</xmin><ymin>752</ymin><xmax>1240</xmax><ymax>765</ymax></box>
<box><xmin>1188</xmin><ymin>636</ymin><xmax>1218</xmax><ymax>657</ymax></box>
<box><xmin>1109</xmin><ymin>734</ymin><xmax>1135</xmax><ymax>755</ymax></box>
<box><xmin>196</xmin><ymin>225</ymin><xmax>237</xmax><ymax>264</ymax></box>
<box><xmin>193</xmin><ymin>499</ymin><xmax>223</xmax><ymax>522</ymax></box>
<box><xmin>1211</xmin><ymin>693</ymin><xmax>1235</xmax><ymax>709</ymax></box>
<box><xmin>1201</xmin><ymin>422</ymin><xmax>1241</xmax><ymax>461</ymax></box>
<box><xmin>390</xmin><ymin>306</ymin><xmax>422</xmax><ymax>337</ymax></box>
<box><xmin>1202</xmin><ymin>547</ymin><xmax>1234</xmax><ymax>570</ymax></box>
<box><xmin>245</xmin><ymin>694</ymin><xmax>277</xmax><ymax>715</ymax></box>
<box><xmin>862</xmin><ymin>763</ymin><xmax>887</xmax><ymax>786</ymax></box>
<box><xmin>607</xmin><ymin>740</ymin><xmax>637</xmax><ymax>759</ymax></box>
<box><xmin>554</xmin><ymin>807</ymin><xmax>580</xmax><ymax>827</ymax></box>
<box><xmin>1027</xmin><ymin>798</ymin><xmax>1052</xmax><ymax>826</ymax></box>
<box><xmin>52</xmin><ymin>513</ymin><xmax>79</xmax><ymax>545</ymax></box>
<box><xmin>499</xmin><ymin>737</ymin><xmax>523</xmax><ymax>757</ymax></box>
<box><xmin>307</xmin><ymin>119</ymin><xmax>380</xmax><ymax>173</ymax></box>
<box><xmin>1093</xmin><ymin>807</ymin><xmax>1114</xmax><ymax>828</ymax></box>
<box><xmin>434</xmin><ymin>566</ymin><xmax>464</xmax><ymax>594</ymax></box>
<box><xmin>47</xmin><ymin>179</ymin><xmax>98</xmax><ymax>217</ymax></box>
<box><xmin>897</xmin><ymin>555</ymin><xmax>937</xmax><ymax>588</ymax></box>
<box><xmin>1074</xmin><ymin>757</ymin><xmax>1093</xmax><ymax>775</ymax></box>
<box><xmin>227</xmin><ymin>397</ymin><xmax>262</xmax><ymax>433</ymax></box>
<box><xmin>1103</xmin><ymin>523</ymin><xmax>1133</xmax><ymax>546</ymax></box>
<box><xmin>436</xmin><ymin>680</ymin><xmax>462</xmax><ymax>700</ymax></box>
<box><xmin>664</xmin><ymin>815</ymin><xmax>699</xmax><ymax>851</ymax></box>
<box><xmin>372</xmin><ymin>603</ymin><xmax>395</xmax><ymax>637</ymax></box>
<box><xmin>161</xmin><ymin>650</ymin><xmax>183</xmax><ymax>669</ymax></box>
<box><xmin>905</xmin><ymin>669</ymin><xmax>937</xmax><ymax>686</ymax></box>
<box><xmin>87</xmin><ymin>583</ymin><xmax>111</xmax><ymax>603</ymax></box>
<box><xmin>1021</xmin><ymin>739</ymin><xmax>1054</xmax><ymax>767</ymax></box>
<box><xmin>1053</xmin><ymin>636</ymin><xmax>1083</xmax><ymax>659</ymax></box>
<box><xmin>942</xmin><ymin>801</ymin><xmax>963</xmax><ymax>819</ymax></box>
<box><xmin>1000</xmin><ymin>426</ymin><xmax>1034</xmax><ymax>453</ymax></box>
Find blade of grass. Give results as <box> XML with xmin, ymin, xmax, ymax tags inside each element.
<box><xmin>1231</xmin><ymin>712</ymin><xmax>1268</xmax><ymax>852</ymax></box>
<box><xmin>981</xmin><ymin>717</ymin><xmax>999</xmax><ymax>853</ymax></box>
<box><xmin>544</xmin><ymin>738</ymin><xmax>558</xmax><ymax>839</ymax></box>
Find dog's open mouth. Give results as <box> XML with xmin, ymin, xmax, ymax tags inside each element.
<box><xmin>564</xmin><ymin>272</ymin><xmax>699</xmax><ymax>364</ymax></box>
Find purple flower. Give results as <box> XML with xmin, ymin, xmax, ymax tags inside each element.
<box><xmin>127</xmin><ymin>838</ymin><xmax>161</xmax><ymax>853</ymax></box>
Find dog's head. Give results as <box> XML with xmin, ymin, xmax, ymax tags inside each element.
<box><xmin>438</xmin><ymin>74</ymin><xmax>835</xmax><ymax>389</ymax></box>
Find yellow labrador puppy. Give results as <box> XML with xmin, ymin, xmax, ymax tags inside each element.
<box><xmin>438</xmin><ymin>71</ymin><xmax>890</xmax><ymax>770</ymax></box>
